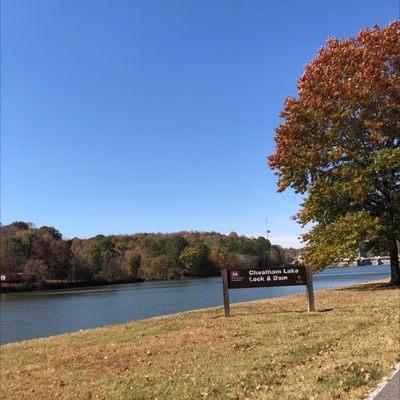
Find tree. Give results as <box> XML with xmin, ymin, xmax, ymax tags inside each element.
<box><xmin>268</xmin><ymin>22</ymin><xmax>400</xmax><ymax>284</ymax></box>
<box><xmin>0</xmin><ymin>236</ymin><xmax>29</xmax><ymax>281</ymax></box>
<box><xmin>0</xmin><ymin>221</ymin><xmax>301</xmax><ymax>284</ymax></box>
<box><xmin>141</xmin><ymin>255</ymin><xmax>179</xmax><ymax>280</ymax></box>
<box><xmin>210</xmin><ymin>248</ymin><xmax>237</xmax><ymax>271</ymax></box>
<box><xmin>89</xmin><ymin>235</ymin><xmax>118</xmax><ymax>278</ymax></box>
<box><xmin>98</xmin><ymin>256</ymin><xmax>130</xmax><ymax>281</ymax></box>
<box><xmin>0</xmin><ymin>221</ymin><xmax>34</xmax><ymax>238</ymax></box>
<box><xmin>21</xmin><ymin>259</ymin><xmax>47</xmax><ymax>287</ymax></box>
<box><xmin>235</xmin><ymin>254</ymin><xmax>259</xmax><ymax>269</ymax></box>
<box><xmin>30</xmin><ymin>232</ymin><xmax>52</xmax><ymax>264</ymax></box>
<box><xmin>143</xmin><ymin>237</ymin><xmax>164</xmax><ymax>257</ymax></box>
<box><xmin>123</xmin><ymin>250</ymin><xmax>141</xmax><ymax>279</ymax></box>
<box><xmin>47</xmin><ymin>241</ymin><xmax>72</xmax><ymax>281</ymax></box>
<box><xmin>37</xmin><ymin>226</ymin><xmax>62</xmax><ymax>241</ymax></box>
<box><xmin>70</xmin><ymin>247</ymin><xmax>92</xmax><ymax>282</ymax></box>
<box><xmin>179</xmin><ymin>243</ymin><xmax>211</xmax><ymax>276</ymax></box>
<box><xmin>268</xmin><ymin>245</ymin><xmax>284</xmax><ymax>267</ymax></box>
<box><xmin>164</xmin><ymin>236</ymin><xmax>189</xmax><ymax>261</ymax></box>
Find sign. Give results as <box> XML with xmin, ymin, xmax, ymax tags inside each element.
<box><xmin>228</xmin><ymin>267</ymin><xmax>307</xmax><ymax>289</ymax></box>
<box><xmin>221</xmin><ymin>266</ymin><xmax>315</xmax><ymax>317</ymax></box>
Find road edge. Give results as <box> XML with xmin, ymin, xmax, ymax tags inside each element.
<box><xmin>364</xmin><ymin>362</ymin><xmax>400</xmax><ymax>400</ymax></box>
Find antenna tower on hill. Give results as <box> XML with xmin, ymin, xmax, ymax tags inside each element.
<box><xmin>265</xmin><ymin>217</ymin><xmax>270</xmax><ymax>240</ymax></box>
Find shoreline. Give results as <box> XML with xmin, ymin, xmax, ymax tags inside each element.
<box><xmin>0</xmin><ymin>274</ymin><xmax>220</xmax><ymax>294</ymax></box>
<box><xmin>0</xmin><ymin>275</ymin><xmax>220</xmax><ymax>293</ymax></box>
<box><xmin>0</xmin><ymin>263</ymin><xmax>388</xmax><ymax>294</ymax></box>
<box><xmin>1</xmin><ymin>278</ymin><xmax>398</xmax><ymax>400</ymax></box>
<box><xmin>0</xmin><ymin>277</ymin><xmax>145</xmax><ymax>293</ymax></box>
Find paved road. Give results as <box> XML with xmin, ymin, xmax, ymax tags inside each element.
<box><xmin>373</xmin><ymin>369</ymin><xmax>400</xmax><ymax>400</ymax></box>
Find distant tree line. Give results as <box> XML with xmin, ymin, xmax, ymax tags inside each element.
<box><xmin>0</xmin><ymin>222</ymin><xmax>298</xmax><ymax>288</ymax></box>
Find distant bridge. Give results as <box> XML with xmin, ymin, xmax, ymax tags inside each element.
<box><xmin>338</xmin><ymin>256</ymin><xmax>391</xmax><ymax>266</ymax></box>
<box><xmin>291</xmin><ymin>255</ymin><xmax>395</xmax><ymax>267</ymax></box>
<box><xmin>356</xmin><ymin>256</ymin><xmax>390</xmax><ymax>266</ymax></box>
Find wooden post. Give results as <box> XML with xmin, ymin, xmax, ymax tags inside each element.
<box><xmin>305</xmin><ymin>265</ymin><xmax>315</xmax><ymax>312</ymax></box>
<box><xmin>221</xmin><ymin>269</ymin><xmax>230</xmax><ymax>317</ymax></box>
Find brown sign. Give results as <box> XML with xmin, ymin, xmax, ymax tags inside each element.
<box><xmin>227</xmin><ymin>266</ymin><xmax>307</xmax><ymax>289</ymax></box>
<box><xmin>221</xmin><ymin>266</ymin><xmax>315</xmax><ymax>316</ymax></box>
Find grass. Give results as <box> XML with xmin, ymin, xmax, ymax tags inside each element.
<box><xmin>1</xmin><ymin>280</ymin><xmax>399</xmax><ymax>400</ymax></box>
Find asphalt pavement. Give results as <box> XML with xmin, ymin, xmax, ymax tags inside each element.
<box><xmin>372</xmin><ymin>368</ymin><xmax>400</xmax><ymax>400</ymax></box>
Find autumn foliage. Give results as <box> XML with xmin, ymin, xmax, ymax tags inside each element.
<box><xmin>0</xmin><ymin>221</ymin><xmax>297</xmax><ymax>289</ymax></box>
<box><xmin>269</xmin><ymin>22</ymin><xmax>400</xmax><ymax>283</ymax></box>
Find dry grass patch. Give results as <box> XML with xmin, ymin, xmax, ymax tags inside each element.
<box><xmin>1</xmin><ymin>280</ymin><xmax>399</xmax><ymax>400</ymax></box>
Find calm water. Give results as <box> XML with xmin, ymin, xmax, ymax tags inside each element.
<box><xmin>0</xmin><ymin>264</ymin><xmax>390</xmax><ymax>344</ymax></box>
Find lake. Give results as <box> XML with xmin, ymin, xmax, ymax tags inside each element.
<box><xmin>0</xmin><ymin>264</ymin><xmax>390</xmax><ymax>344</ymax></box>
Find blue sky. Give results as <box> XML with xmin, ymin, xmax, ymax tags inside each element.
<box><xmin>1</xmin><ymin>0</ymin><xmax>398</xmax><ymax>247</ymax></box>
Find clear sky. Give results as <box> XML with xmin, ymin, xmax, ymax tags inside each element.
<box><xmin>1</xmin><ymin>0</ymin><xmax>398</xmax><ymax>247</ymax></box>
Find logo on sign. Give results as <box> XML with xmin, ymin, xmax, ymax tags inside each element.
<box><xmin>230</xmin><ymin>271</ymin><xmax>243</xmax><ymax>282</ymax></box>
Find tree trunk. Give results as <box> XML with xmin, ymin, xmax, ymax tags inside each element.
<box><xmin>389</xmin><ymin>240</ymin><xmax>400</xmax><ymax>286</ymax></box>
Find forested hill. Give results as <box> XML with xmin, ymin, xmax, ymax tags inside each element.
<box><xmin>0</xmin><ymin>221</ymin><xmax>299</xmax><ymax>287</ymax></box>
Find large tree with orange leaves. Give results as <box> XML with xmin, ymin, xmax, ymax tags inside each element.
<box><xmin>269</xmin><ymin>22</ymin><xmax>400</xmax><ymax>285</ymax></box>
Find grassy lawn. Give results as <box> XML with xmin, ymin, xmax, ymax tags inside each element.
<box><xmin>1</xmin><ymin>280</ymin><xmax>399</xmax><ymax>400</ymax></box>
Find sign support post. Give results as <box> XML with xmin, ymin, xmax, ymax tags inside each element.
<box><xmin>221</xmin><ymin>269</ymin><xmax>230</xmax><ymax>317</ymax></box>
<box><xmin>305</xmin><ymin>266</ymin><xmax>315</xmax><ymax>312</ymax></box>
